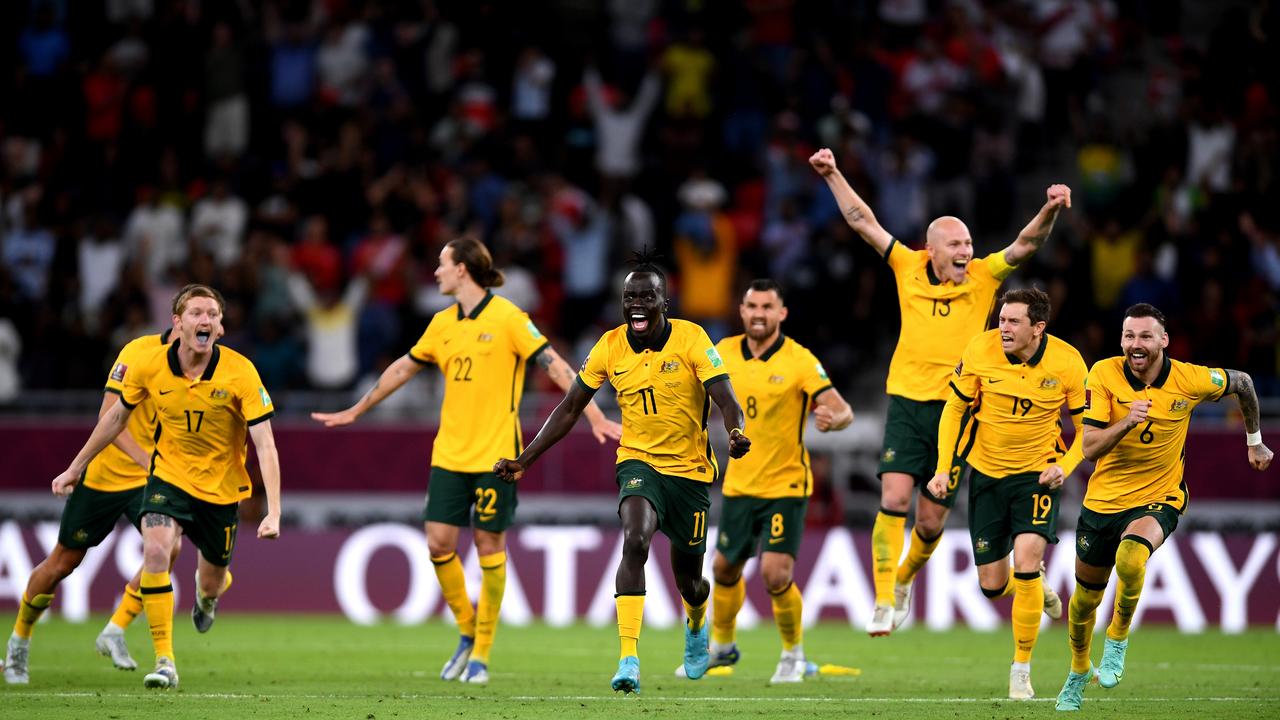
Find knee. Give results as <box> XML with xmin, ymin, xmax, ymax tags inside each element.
<box><xmin>762</xmin><ymin>567</ymin><xmax>792</xmax><ymax>595</ymax></box>
<box><xmin>142</xmin><ymin>540</ymin><xmax>171</xmax><ymax>568</ymax></box>
<box><xmin>46</xmin><ymin>548</ymin><xmax>83</xmax><ymax>579</ymax></box>
<box><xmin>1114</xmin><ymin>538</ymin><xmax>1151</xmax><ymax>580</ymax></box>
<box><xmin>427</xmin><ymin>537</ymin><xmax>456</xmax><ymax>559</ymax></box>
<box><xmin>621</xmin><ymin>529</ymin><xmax>651</xmax><ymax>562</ymax></box>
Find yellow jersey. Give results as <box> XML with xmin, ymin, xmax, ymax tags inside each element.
<box><xmin>409</xmin><ymin>292</ymin><xmax>550</xmax><ymax>473</ymax></box>
<box><xmin>93</xmin><ymin>330</ymin><xmax>171</xmax><ymax>492</ymax></box>
<box><xmin>121</xmin><ymin>341</ymin><xmax>275</xmax><ymax>505</ymax></box>
<box><xmin>715</xmin><ymin>333</ymin><xmax>832</xmax><ymax>498</ymax></box>
<box><xmin>1082</xmin><ymin>356</ymin><xmax>1227</xmax><ymax>513</ymax></box>
<box><xmin>578</xmin><ymin>319</ymin><xmax>729</xmax><ymax>482</ymax></box>
<box><xmin>884</xmin><ymin>241</ymin><xmax>1014</xmax><ymax>402</ymax></box>
<box><xmin>944</xmin><ymin>330</ymin><xmax>1087</xmax><ymax>478</ymax></box>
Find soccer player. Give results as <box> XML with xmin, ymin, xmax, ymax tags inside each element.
<box><xmin>47</xmin><ymin>284</ymin><xmax>282</xmax><ymax>690</ymax></box>
<box><xmin>926</xmin><ymin>288</ymin><xmax>1087</xmax><ymax>700</ymax></box>
<box><xmin>702</xmin><ymin>279</ymin><xmax>853</xmax><ymax>683</ymax></box>
<box><xmin>494</xmin><ymin>250</ymin><xmax>750</xmax><ymax>694</ymax></box>
<box><xmin>312</xmin><ymin>237</ymin><xmax>621</xmax><ymax>685</ymax></box>
<box><xmin>1054</xmin><ymin>304</ymin><xmax>1273</xmax><ymax>711</ymax></box>
<box><xmin>3</xmin><ymin>329</ymin><xmax>190</xmax><ymax>684</ymax></box>
<box><xmin>810</xmin><ymin>147</ymin><xmax>1071</xmax><ymax>635</ymax></box>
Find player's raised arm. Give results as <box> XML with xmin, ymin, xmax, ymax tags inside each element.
<box><xmin>812</xmin><ymin>387</ymin><xmax>854</xmax><ymax>432</ymax></box>
<box><xmin>1225</xmin><ymin>369</ymin><xmax>1273</xmax><ymax>470</ymax></box>
<box><xmin>534</xmin><ymin>346</ymin><xmax>622</xmax><ymax>443</ymax></box>
<box><xmin>52</xmin><ymin>401</ymin><xmax>135</xmax><ymax>496</ymax></box>
<box><xmin>100</xmin><ymin>392</ymin><xmax>151</xmax><ymax>470</ymax></box>
<box><xmin>1002</xmin><ymin>184</ymin><xmax>1071</xmax><ymax>267</ymax></box>
<box><xmin>809</xmin><ymin>147</ymin><xmax>894</xmax><ymax>256</ymax></box>
<box><xmin>248</xmin><ymin>420</ymin><xmax>282</xmax><ymax>539</ymax></box>
<box><xmin>310</xmin><ymin>354</ymin><xmax>425</xmax><ymax>427</ymax></box>
<box><xmin>494</xmin><ymin>381</ymin><xmax>595</xmax><ymax>481</ymax></box>
<box><xmin>707</xmin><ymin>378</ymin><xmax>751</xmax><ymax>458</ymax></box>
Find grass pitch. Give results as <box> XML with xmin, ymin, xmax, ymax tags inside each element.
<box><xmin>3</xmin><ymin>616</ymin><xmax>1277</xmax><ymax>719</ymax></box>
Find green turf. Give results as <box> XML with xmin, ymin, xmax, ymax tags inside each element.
<box><xmin>3</xmin><ymin>616</ymin><xmax>1277</xmax><ymax>718</ymax></box>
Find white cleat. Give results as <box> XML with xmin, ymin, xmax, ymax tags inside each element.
<box><xmin>95</xmin><ymin>626</ymin><xmax>137</xmax><ymax>670</ymax></box>
<box><xmin>143</xmin><ymin>657</ymin><xmax>179</xmax><ymax>689</ymax></box>
<box><xmin>892</xmin><ymin>582</ymin><xmax>912</xmax><ymax>629</ymax></box>
<box><xmin>769</xmin><ymin>648</ymin><xmax>806</xmax><ymax>684</ymax></box>
<box><xmin>1009</xmin><ymin>664</ymin><xmax>1034</xmax><ymax>700</ymax></box>
<box><xmin>460</xmin><ymin>660</ymin><xmax>489</xmax><ymax>684</ymax></box>
<box><xmin>865</xmin><ymin>603</ymin><xmax>893</xmax><ymax>637</ymax></box>
<box><xmin>1043</xmin><ymin>586</ymin><xmax>1063</xmax><ymax>620</ymax></box>
<box><xmin>3</xmin><ymin>634</ymin><xmax>30</xmax><ymax>684</ymax></box>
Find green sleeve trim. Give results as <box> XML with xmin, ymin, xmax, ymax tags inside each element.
<box><xmin>703</xmin><ymin>374</ymin><xmax>730</xmax><ymax>390</ymax></box>
<box><xmin>1082</xmin><ymin>417</ymin><xmax>1108</xmax><ymax>428</ymax></box>
<box><xmin>246</xmin><ymin>410</ymin><xmax>276</xmax><ymax>427</ymax></box>
<box><xmin>575</xmin><ymin>376</ymin><xmax>600</xmax><ymax>396</ymax></box>
<box><xmin>949</xmin><ymin>381</ymin><xmax>973</xmax><ymax>403</ymax></box>
<box><xmin>811</xmin><ymin>384</ymin><xmax>834</xmax><ymax>399</ymax></box>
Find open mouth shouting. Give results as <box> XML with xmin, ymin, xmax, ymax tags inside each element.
<box><xmin>629</xmin><ymin>313</ymin><xmax>650</xmax><ymax>334</ymax></box>
<box><xmin>194</xmin><ymin>328</ymin><xmax>213</xmax><ymax>348</ymax></box>
<box><xmin>1127</xmin><ymin>348</ymin><xmax>1150</xmax><ymax>371</ymax></box>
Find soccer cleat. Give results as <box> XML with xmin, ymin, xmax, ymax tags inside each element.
<box><xmin>143</xmin><ymin>657</ymin><xmax>179</xmax><ymax>689</ymax></box>
<box><xmin>95</xmin><ymin>626</ymin><xmax>138</xmax><ymax>670</ymax></box>
<box><xmin>1043</xmin><ymin>586</ymin><xmax>1063</xmax><ymax>620</ymax></box>
<box><xmin>673</xmin><ymin>641</ymin><xmax>739</xmax><ymax>678</ymax></box>
<box><xmin>192</xmin><ymin>570</ymin><xmax>233</xmax><ymax>633</ymax></box>
<box><xmin>1055</xmin><ymin>665</ymin><xmax>1097</xmax><ymax>711</ymax></box>
<box><xmin>682</xmin><ymin>620</ymin><xmax>710</xmax><ymax>680</ymax></box>
<box><xmin>460</xmin><ymin>660</ymin><xmax>488</xmax><ymax>684</ymax></box>
<box><xmin>1009</xmin><ymin>664</ymin><xmax>1034</xmax><ymax>700</ymax></box>
<box><xmin>865</xmin><ymin>603</ymin><xmax>893</xmax><ymax>636</ymax></box>
<box><xmin>1098</xmin><ymin>637</ymin><xmax>1127</xmax><ymax>688</ymax></box>
<box><xmin>3</xmin><ymin>634</ymin><xmax>30</xmax><ymax>685</ymax></box>
<box><xmin>440</xmin><ymin>635</ymin><xmax>475</xmax><ymax>680</ymax></box>
<box><xmin>611</xmin><ymin>656</ymin><xmax>641</xmax><ymax>694</ymax></box>
<box><xmin>769</xmin><ymin>648</ymin><xmax>806</xmax><ymax>684</ymax></box>
<box><xmin>892</xmin><ymin>582</ymin><xmax>912</xmax><ymax>629</ymax></box>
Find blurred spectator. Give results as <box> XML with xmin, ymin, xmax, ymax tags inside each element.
<box><xmin>2</xmin><ymin>203</ymin><xmax>56</xmax><ymax>303</ymax></box>
<box><xmin>548</xmin><ymin>184</ymin><xmax>610</xmax><ymax>344</ymax></box>
<box><xmin>205</xmin><ymin>22</ymin><xmax>249</xmax><ymax>159</ymax></box>
<box><xmin>1089</xmin><ymin>217</ymin><xmax>1141</xmax><ymax>313</ymax></box>
<box><xmin>661</xmin><ymin>29</ymin><xmax>715</xmax><ymax>119</ymax></box>
<box><xmin>78</xmin><ymin>217</ymin><xmax>125</xmax><ymax>331</ymax></box>
<box><xmin>673</xmin><ymin>175</ymin><xmax>736</xmax><ymax>340</ymax></box>
<box><xmin>0</xmin><ymin>318</ymin><xmax>20</xmax><ymax>404</ymax></box>
<box><xmin>122</xmin><ymin>186</ymin><xmax>185</xmax><ymax>284</ymax></box>
<box><xmin>288</xmin><ymin>269</ymin><xmax>367</xmax><ymax>390</ymax></box>
<box><xmin>317</xmin><ymin>21</ymin><xmax>370</xmax><ymax>108</ymax></box>
<box><xmin>583</xmin><ymin>65</ymin><xmax>661</xmax><ymax>197</ymax></box>
<box><xmin>190</xmin><ymin>178</ymin><xmax>248</xmax><ymax>268</ymax></box>
<box><xmin>511</xmin><ymin>47</ymin><xmax>556</xmax><ymax>125</ymax></box>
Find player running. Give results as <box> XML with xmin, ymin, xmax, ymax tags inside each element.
<box><xmin>810</xmin><ymin>147</ymin><xmax>1070</xmax><ymax>635</ymax></box>
<box><xmin>927</xmin><ymin>288</ymin><xmax>1087</xmax><ymax>700</ymax></box>
<box><xmin>1055</xmin><ymin>303</ymin><xmax>1272</xmax><ymax>711</ymax></box>
<box><xmin>312</xmin><ymin>237</ymin><xmax>620</xmax><ymax>685</ymax></box>
<box><xmin>494</xmin><ymin>249</ymin><xmax>750</xmax><ymax>695</ymax></box>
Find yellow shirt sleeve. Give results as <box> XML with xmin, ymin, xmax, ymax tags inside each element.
<box><xmin>120</xmin><ymin>350</ymin><xmax>154</xmax><ymax>408</ymax></box>
<box><xmin>507</xmin><ymin>309</ymin><xmax>551</xmax><ymax>361</ymax></box>
<box><xmin>236</xmin><ymin>362</ymin><xmax>275</xmax><ymax>426</ymax></box>
<box><xmin>799</xmin><ymin>348</ymin><xmax>833</xmax><ymax>397</ymax></box>
<box><xmin>577</xmin><ymin>333</ymin><xmax>611</xmax><ymax>391</ymax></box>
<box><xmin>408</xmin><ymin>317</ymin><xmax>441</xmax><ymax>364</ymax></box>
<box><xmin>948</xmin><ymin>344</ymin><xmax>980</xmax><ymax>403</ymax></box>
<box><xmin>980</xmin><ymin>249</ymin><xmax>1015</xmax><ymax>280</ymax></box>
<box><xmin>105</xmin><ymin>340</ymin><xmax>138</xmax><ymax>395</ymax></box>
<box><xmin>1198</xmin><ymin>364</ymin><xmax>1230</xmax><ymax>402</ymax></box>
<box><xmin>884</xmin><ymin>238</ymin><xmax>917</xmax><ymax>276</ymax></box>
<box><xmin>690</xmin><ymin>326</ymin><xmax>729</xmax><ymax>386</ymax></box>
<box><xmin>1082</xmin><ymin>363</ymin><xmax>1113</xmax><ymax>428</ymax></box>
<box><xmin>1066</xmin><ymin>354</ymin><xmax>1088</xmax><ymax>413</ymax></box>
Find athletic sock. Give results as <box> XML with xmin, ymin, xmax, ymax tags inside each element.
<box><xmin>682</xmin><ymin>594</ymin><xmax>708</xmax><ymax>633</ymax></box>
<box><xmin>711</xmin><ymin>577</ymin><xmax>745</xmax><ymax>646</ymax></box>
<box><xmin>471</xmin><ymin>551</ymin><xmax>506</xmax><ymax>665</ymax></box>
<box><xmin>14</xmin><ymin>592</ymin><xmax>54</xmax><ymax>639</ymax></box>
<box><xmin>1068</xmin><ymin>579</ymin><xmax>1106</xmax><ymax>674</ymax></box>
<box><xmin>895</xmin><ymin>528</ymin><xmax>942</xmax><ymax>586</ymax></box>
<box><xmin>616</xmin><ymin>593</ymin><xmax>645</xmax><ymax>659</ymax></box>
<box><xmin>1011</xmin><ymin>571</ymin><xmax>1044</xmax><ymax>663</ymax></box>
<box><xmin>140</xmin><ymin>571</ymin><xmax>174</xmax><ymax>661</ymax></box>
<box><xmin>769</xmin><ymin>581</ymin><xmax>804</xmax><ymax>651</ymax></box>
<box><xmin>1108</xmin><ymin>537</ymin><xmax>1152</xmax><ymax>641</ymax></box>
<box><xmin>431</xmin><ymin>553</ymin><xmax>476</xmax><ymax>638</ymax></box>
<box><xmin>109</xmin><ymin>584</ymin><xmax>144</xmax><ymax>631</ymax></box>
<box><xmin>871</xmin><ymin>508</ymin><xmax>907</xmax><ymax>604</ymax></box>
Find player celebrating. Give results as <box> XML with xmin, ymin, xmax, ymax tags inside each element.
<box><xmin>47</xmin><ymin>284</ymin><xmax>282</xmax><ymax>690</ymax></box>
<box><xmin>313</xmin><ymin>237</ymin><xmax>620</xmax><ymax>685</ymax></box>
<box><xmin>3</xmin><ymin>329</ymin><xmax>189</xmax><ymax>684</ymax></box>
<box><xmin>494</xmin><ymin>250</ymin><xmax>750</xmax><ymax>694</ymax></box>
<box><xmin>698</xmin><ymin>279</ymin><xmax>853</xmax><ymax>683</ymax></box>
<box><xmin>926</xmin><ymin>288</ymin><xmax>1087</xmax><ymax>700</ymax></box>
<box><xmin>1054</xmin><ymin>304</ymin><xmax>1273</xmax><ymax>711</ymax></box>
<box><xmin>810</xmin><ymin>147</ymin><xmax>1070</xmax><ymax>635</ymax></box>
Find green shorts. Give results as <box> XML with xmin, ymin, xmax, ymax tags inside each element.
<box><xmin>1075</xmin><ymin>503</ymin><xmax>1180</xmax><ymax>568</ymax></box>
<box><xmin>877</xmin><ymin>395</ymin><xmax>963</xmax><ymax>508</ymax></box>
<box><xmin>424</xmin><ymin>467</ymin><xmax>518</xmax><ymax>532</ymax></box>
<box><xmin>617</xmin><ymin>459</ymin><xmax>712</xmax><ymax>555</ymax></box>
<box><xmin>139</xmin><ymin>477</ymin><xmax>240</xmax><ymax>567</ymax></box>
<box><xmin>57</xmin><ymin>480</ymin><xmax>146</xmax><ymax>549</ymax></box>
<box><xmin>968</xmin><ymin>468</ymin><xmax>1060</xmax><ymax>566</ymax></box>
<box><xmin>716</xmin><ymin>495</ymin><xmax>808</xmax><ymax>564</ymax></box>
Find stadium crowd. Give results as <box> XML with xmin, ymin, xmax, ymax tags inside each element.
<box><xmin>1</xmin><ymin>0</ymin><xmax>1278</xmax><ymax>403</ymax></box>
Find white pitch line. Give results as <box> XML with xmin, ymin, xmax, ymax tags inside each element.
<box><xmin>5</xmin><ymin>692</ymin><xmax>1275</xmax><ymax>703</ymax></box>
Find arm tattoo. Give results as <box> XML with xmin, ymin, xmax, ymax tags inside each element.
<box><xmin>143</xmin><ymin>513</ymin><xmax>174</xmax><ymax>528</ymax></box>
<box><xmin>844</xmin><ymin>205</ymin><xmax>865</xmax><ymax>223</ymax></box>
<box><xmin>1227</xmin><ymin>370</ymin><xmax>1261</xmax><ymax>433</ymax></box>
<box><xmin>535</xmin><ymin>351</ymin><xmax>554</xmax><ymax>370</ymax></box>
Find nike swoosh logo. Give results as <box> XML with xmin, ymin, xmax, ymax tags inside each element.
<box><xmin>159</xmin><ymin>390</ymin><xmax>173</xmax><ymax>395</ymax></box>
<box><xmin>688</xmin><ymin>539</ymin><xmax>703</xmax><ymax>545</ymax></box>
<box><xmin>988</xmin><ymin>379</ymin><xmax>1004</xmax><ymax>384</ymax></box>
<box><xmin>1032</xmin><ymin>519</ymin><xmax>1048</xmax><ymax>526</ymax></box>
<box><xmin>615</xmin><ymin>369</ymin><xmax>628</xmax><ymax>376</ymax></box>
<box><xmin>1117</xmin><ymin>399</ymin><xmax>1131</xmax><ymax>405</ymax></box>
<box><xmin>768</xmin><ymin>537</ymin><xmax>786</xmax><ymax>545</ymax></box>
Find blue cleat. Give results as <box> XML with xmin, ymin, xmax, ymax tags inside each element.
<box><xmin>1098</xmin><ymin>638</ymin><xmax>1127</xmax><ymax>688</ymax></box>
<box><xmin>460</xmin><ymin>660</ymin><xmax>489</xmax><ymax>684</ymax></box>
<box><xmin>683</xmin><ymin>621</ymin><xmax>710</xmax><ymax>680</ymax></box>
<box><xmin>1055</xmin><ymin>665</ymin><xmax>1097</xmax><ymax>711</ymax></box>
<box><xmin>611</xmin><ymin>656</ymin><xmax>641</xmax><ymax>694</ymax></box>
<box><xmin>440</xmin><ymin>635</ymin><xmax>475</xmax><ymax>680</ymax></box>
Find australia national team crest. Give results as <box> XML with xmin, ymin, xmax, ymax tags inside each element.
<box><xmin>72</xmin><ymin>528</ymin><xmax>89</xmax><ymax>543</ymax></box>
<box><xmin>478</xmin><ymin>332</ymin><xmax>494</xmax><ymax>343</ymax></box>
<box><xmin>1039</xmin><ymin>376</ymin><xmax>1059</xmax><ymax>389</ymax></box>
<box><xmin>1170</xmin><ymin>398</ymin><xmax>1189</xmax><ymax>412</ymax></box>
<box><xmin>975</xmin><ymin>537</ymin><xmax>989</xmax><ymax>554</ymax></box>
<box><xmin>625</xmin><ymin>477</ymin><xmax>644</xmax><ymax>489</ymax></box>
<box><xmin>1077</xmin><ymin>535</ymin><xmax>1091</xmax><ymax>552</ymax></box>
<box><xmin>660</xmin><ymin>360</ymin><xmax>680</xmax><ymax>374</ymax></box>
<box><xmin>769</xmin><ymin>374</ymin><xmax>785</xmax><ymax>385</ymax></box>
<box><xmin>210</xmin><ymin>388</ymin><xmax>229</xmax><ymax>400</ymax></box>
<box><xmin>882</xmin><ymin>448</ymin><xmax>896</xmax><ymax>462</ymax></box>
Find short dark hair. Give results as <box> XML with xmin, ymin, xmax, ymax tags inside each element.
<box><xmin>446</xmin><ymin>237</ymin><xmax>505</xmax><ymax>288</ymax></box>
<box><xmin>745</xmin><ymin>278</ymin><xmax>784</xmax><ymax>303</ymax></box>
<box><xmin>1000</xmin><ymin>287</ymin><xmax>1051</xmax><ymax>325</ymax></box>
<box><xmin>626</xmin><ymin>246</ymin><xmax>667</xmax><ymax>291</ymax></box>
<box><xmin>171</xmin><ymin>284</ymin><xmax>226</xmax><ymax>316</ymax></box>
<box><xmin>1123</xmin><ymin>303</ymin><xmax>1167</xmax><ymax>329</ymax></box>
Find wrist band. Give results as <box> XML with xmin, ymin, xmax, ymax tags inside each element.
<box><xmin>730</xmin><ymin>427</ymin><xmax>744</xmax><ymax>436</ymax></box>
<box><xmin>1246</xmin><ymin>430</ymin><xmax>1263</xmax><ymax>447</ymax></box>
